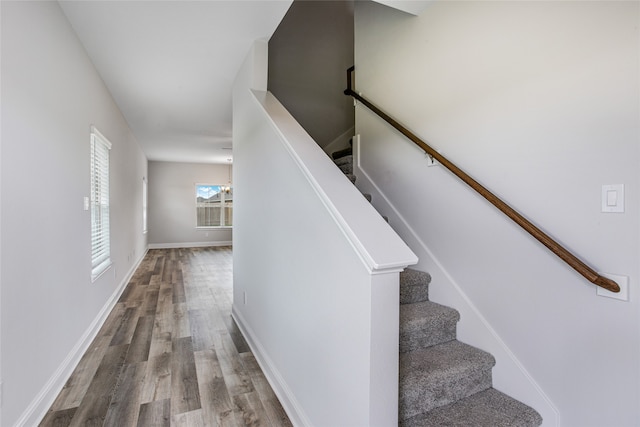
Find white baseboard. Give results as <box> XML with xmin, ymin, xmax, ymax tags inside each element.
<box><xmin>18</xmin><ymin>248</ymin><xmax>148</xmax><ymax>427</ymax></box>
<box><xmin>231</xmin><ymin>306</ymin><xmax>311</xmax><ymax>427</ymax></box>
<box><xmin>148</xmin><ymin>241</ymin><xmax>232</xmax><ymax>249</ymax></box>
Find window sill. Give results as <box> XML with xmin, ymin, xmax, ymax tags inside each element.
<box><xmin>91</xmin><ymin>260</ymin><xmax>113</xmax><ymax>283</ymax></box>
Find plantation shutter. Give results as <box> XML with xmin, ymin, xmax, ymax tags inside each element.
<box><xmin>90</xmin><ymin>127</ymin><xmax>112</xmax><ymax>280</ymax></box>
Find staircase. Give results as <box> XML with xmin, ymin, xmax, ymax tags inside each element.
<box><xmin>331</xmin><ymin>147</ymin><xmax>543</xmax><ymax>426</ymax></box>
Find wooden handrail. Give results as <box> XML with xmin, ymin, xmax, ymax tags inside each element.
<box><xmin>344</xmin><ymin>66</ymin><xmax>620</xmax><ymax>293</ymax></box>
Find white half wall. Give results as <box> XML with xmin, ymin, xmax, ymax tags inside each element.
<box><xmin>354</xmin><ymin>1</ymin><xmax>639</xmax><ymax>426</ymax></box>
<box><xmin>148</xmin><ymin>161</ymin><xmax>233</xmax><ymax>247</ymax></box>
<box><xmin>232</xmin><ymin>41</ymin><xmax>416</xmax><ymax>426</ymax></box>
<box><xmin>1</xmin><ymin>2</ymin><xmax>148</xmax><ymax>425</ymax></box>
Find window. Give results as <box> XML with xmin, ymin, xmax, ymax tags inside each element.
<box><xmin>196</xmin><ymin>184</ymin><xmax>233</xmax><ymax>227</ymax></box>
<box><xmin>142</xmin><ymin>176</ymin><xmax>148</xmax><ymax>233</ymax></box>
<box><xmin>90</xmin><ymin>126</ymin><xmax>112</xmax><ymax>280</ymax></box>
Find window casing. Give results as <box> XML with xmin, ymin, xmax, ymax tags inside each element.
<box><xmin>142</xmin><ymin>176</ymin><xmax>148</xmax><ymax>233</ymax></box>
<box><xmin>90</xmin><ymin>126</ymin><xmax>112</xmax><ymax>280</ymax></box>
<box><xmin>196</xmin><ymin>184</ymin><xmax>233</xmax><ymax>227</ymax></box>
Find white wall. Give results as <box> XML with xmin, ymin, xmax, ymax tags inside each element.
<box><xmin>354</xmin><ymin>1</ymin><xmax>639</xmax><ymax>426</ymax></box>
<box><xmin>148</xmin><ymin>161</ymin><xmax>233</xmax><ymax>248</ymax></box>
<box><xmin>232</xmin><ymin>42</ymin><xmax>416</xmax><ymax>426</ymax></box>
<box><xmin>1</xmin><ymin>2</ymin><xmax>148</xmax><ymax>425</ymax></box>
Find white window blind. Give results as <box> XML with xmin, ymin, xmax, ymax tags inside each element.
<box><xmin>90</xmin><ymin>126</ymin><xmax>112</xmax><ymax>280</ymax></box>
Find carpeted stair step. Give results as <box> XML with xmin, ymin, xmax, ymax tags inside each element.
<box><xmin>400</xmin><ymin>301</ymin><xmax>459</xmax><ymax>353</ymax></box>
<box><xmin>327</xmin><ymin>136</ymin><xmax>541</xmax><ymax>426</ymax></box>
<box><xmin>331</xmin><ymin>145</ymin><xmax>352</xmax><ymax>160</ymax></box>
<box><xmin>333</xmin><ymin>154</ymin><xmax>352</xmax><ymax>167</ymax></box>
<box><xmin>399</xmin><ymin>340</ymin><xmax>495</xmax><ymax>420</ymax></box>
<box><xmin>334</xmin><ymin>154</ymin><xmax>353</xmax><ymax>174</ymax></box>
<box><xmin>337</xmin><ymin>161</ymin><xmax>353</xmax><ymax>175</ymax></box>
<box><xmin>399</xmin><ymin>387</ymin><xmax>543</xmax><ymax>427</ymax></box>
<box><xmin>399</xmin><ymin>268</ymin><xmax>431</xmax><ymax>304</ymax></box>
<box><xmin>332</xmin><ymin>153</ymin><xmax>386</xmax><ymax>218</ymax></box>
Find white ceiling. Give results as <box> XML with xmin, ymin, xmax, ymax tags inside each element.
<box><xmin>59</xmin><ymin>0</ymin><xmax>292</xmax><ymax>164</ymax></box>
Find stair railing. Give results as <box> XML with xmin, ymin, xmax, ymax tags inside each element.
<box><xmin>344</xmin><ymin>66</ymin><xmax>620</xmax><ymax>293</ymax></box>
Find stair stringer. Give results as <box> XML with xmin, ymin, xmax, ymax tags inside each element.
<box><xmin>351</xmin><ymin>135</ymin><xmax>560</xmax><ymax>427</ymax></box>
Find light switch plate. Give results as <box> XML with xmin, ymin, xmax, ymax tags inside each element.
<box><xmin>602</xmin><ymin>184</ymin><xmax>624</xmax><ymax>213</ymax></box>
<box><xmin>597</xmin><ymin>272</ymin><xmax>629</xmax><ymax>301</ymax></box>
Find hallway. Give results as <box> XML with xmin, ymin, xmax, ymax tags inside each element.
<box><xmin>39</xmin><ymin>247</ymin><xmax>292</xmax><ymax>426</ymax></box>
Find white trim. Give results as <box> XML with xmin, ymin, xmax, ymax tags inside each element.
<box><xmin>232</xmin><ymin>307</ymin><xmax>311</xmax><ymax>427</ymax></box>
<box><xmin>195</xmin><ymin>183</ymin><xmax>233</xmax><ymax>228</ymax></box>
<box><xmin>90</xmin><ymin>126</ymin><xmax>112</xmax><ymax>278</ymax></box>
<box><xmin>17</xmin><ymin>248</ymin><xmax>149</xmax><ymax>427</ymax></box>
<box><xmin>142</xmin><ymin>176</ymin><xmax>148</xmax><ymax>234</ymax></box>
<box><xmin>251</xmin><ymin>90</ymin><xmax>417</xmax><ymax>274</ymax></box>
<box><xmin>148</xmin><ymin>241</ymin><xmax>232</xmax><ymax>249</ymax></box>
<box><xmin>90</xmin><ymin>260</ymin><xmax>112</xmax><ymax>283</ymax></box>
<box><xmin>372</xmin><ymin>0</ymin><xmax>433</xmax><ymax>15</ymax></box>
<box><xmin>89</xmin><ymin>125</ymin><xmax>112</xmax><ymax>149</ymax></box>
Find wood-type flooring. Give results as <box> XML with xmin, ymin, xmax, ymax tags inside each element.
<box><xmin>40</xmin><ymin>247</ymin><xmax>292</xmax><ymax>427</ymax></box>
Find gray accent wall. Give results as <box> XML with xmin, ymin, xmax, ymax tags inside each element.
<box><xmin>148</xmin><ymin>161</ymin><xmax>232</xmax><ymax>247</ymax></box>
<box><xmin>268</xmin><ymin>0</ymin><xmax>354</xmax><ymax>150</ymax></box>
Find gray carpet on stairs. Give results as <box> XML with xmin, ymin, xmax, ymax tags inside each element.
<box><xmin>400</xmin><ymin>388</ymin><xmax>544</xmax><ymax>427</ymax></box>
<box><xmin>397</xmin><ymin>268</ymin><xmax>542</xmax><ymax>426</ymax></box>
<box><xmin>332</xmin><ymin>151</ymin><xmax>542</xmax><ymax>427</ymax></box>
<box><xmin>400</xmin><ymin>340</ymin><xmax>496</xmax><ymax>419</ymax></box>
<box><xmin>334</xmin><ymin>155</ymin><xmax>353</xmax><ymax>174</ymax></box>
<box><xmin>400</xmin><ymin>301</ymin><xmax>459</xmax><ymax>353</ymax></box>
<box><xmin>399</xmin><ymin>269</ymin><xmax>431</xmax><ymax>304</ymax></box>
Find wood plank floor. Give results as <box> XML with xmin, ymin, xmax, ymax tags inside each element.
<box><xmin>40</xmin><ymin>247</ymin><xmax>292</xmax><ymax>427</ymax></box>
